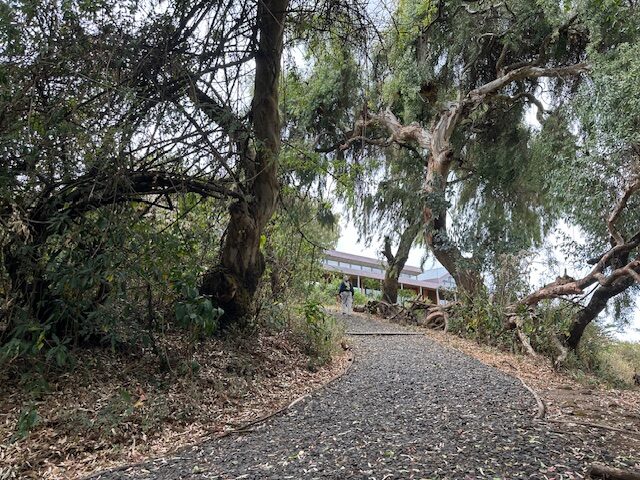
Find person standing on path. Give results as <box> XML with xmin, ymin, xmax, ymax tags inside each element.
<box><xmin>339</xmin><ymin>275</ymin><xmax>354</xmax><ymax>314</ymax></box>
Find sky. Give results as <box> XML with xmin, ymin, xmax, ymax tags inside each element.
<box><xmin>335</xmin><ymin>214</ymin><xmax>640</xmax><ymax>342</ymax></box>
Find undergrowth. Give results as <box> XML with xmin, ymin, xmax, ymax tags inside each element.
<box><xmin>447</xmin><ymin>293</ymin><xmax>640</xmax><ymax>387</ymax></box>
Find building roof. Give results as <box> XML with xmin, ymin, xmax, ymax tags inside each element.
<box><xmin>418</xmin><ymin>267</ymin><xmax>451</xmax><ymax>281</ymax></box>
<box><xmin>323</xmin><ymin>264</ymin><xmax>442</xmax><ymax>290</ymax></box>
<box><xmin>324</xmin><ymin>249</ymin><xmax>422</xmax><ymax>274</ymax></box>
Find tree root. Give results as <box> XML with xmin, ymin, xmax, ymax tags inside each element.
<box><xmin>545</xmin><ymin>418</ymin><xmax>640</xmax><ymax>437</ymax></box>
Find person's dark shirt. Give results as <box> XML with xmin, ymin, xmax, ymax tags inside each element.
<box><xmin>339</xmin><ymin>281</ymin><xmax>354</xmax><ymax>294</ymax></box>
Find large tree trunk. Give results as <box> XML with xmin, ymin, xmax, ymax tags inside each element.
<box><xmin>201</xmin><ymin>0</ymin><xmax>288</xmax><ymax>325</ymax></box>
<box><xmin>423</xmin><ymin>112</ymin><xmax>483</xmax><ymax>296</ymax></box>
<box><xmin>381</xmin><ymin>222</ymin><xmax>422</xmax><ymax>304</ymax></box>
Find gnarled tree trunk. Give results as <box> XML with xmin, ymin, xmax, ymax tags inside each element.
<box><xmin>341</xmin><ymin>63</ymin><xmax>587</xmax><ymax>298</ymax></box>
<box><xmin>200</xmin><ymin>0</ymin><xmax>289</xmax><ymax>325</ymax></box>
<box><xmin>423</xmin><ymin>131</ymin><xmax>482</xmax><ymax>295</ymax></box>
<box><xmin>567</xmin><ymin>276</ymin><xmax>635</xmax><ymax>350</ymax></box>
<box><xmin>381</xmin><ymin>222</ymin><xmax>422</xmax><ymax>304</ymax></box>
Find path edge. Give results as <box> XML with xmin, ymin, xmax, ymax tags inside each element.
<box><xmin>83</xmin><ymin>340</ymin><xmax>355</xmax><ymax>479</ymax></box>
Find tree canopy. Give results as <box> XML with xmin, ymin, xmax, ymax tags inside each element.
<box><xmin>1</xmin><ymin>0</ymin><xmax>640</xmax><ymax>365</ymax></box>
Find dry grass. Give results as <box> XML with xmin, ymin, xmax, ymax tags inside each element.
<box><xmin>0</xmin><ymin>330</ymin><xmax>350</xmax><ymax>480</ymax></box>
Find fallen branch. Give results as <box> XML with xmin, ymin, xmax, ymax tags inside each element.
<box><xmin>588</xmin><ymin>463</ymin><xmax>640</xmax><ymax>480</ymax></box>
<box><xmin>346</xmin><ymin>332</ymin><xmax>424</xmax><ymax>336</ymax></box>
<box><xmin>545</xmin><ymin>418</ymin><xmax>640</xmax><ymax>436</ymax></box>
<box><xmin>517</xmin><ymin>376</ymin><xmax>546</xmax><ymax>420</ymax></box>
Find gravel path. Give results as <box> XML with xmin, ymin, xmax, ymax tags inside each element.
<box><xmin>90</xmin><ymin>314</ymin><xmax>622</xmax><ymax>479</ymax></box>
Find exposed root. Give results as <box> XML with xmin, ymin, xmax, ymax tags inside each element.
<box><xmin>588</xmin><ymin>463</ymin><xmax>640</xmax><ymax>480</ymax></box>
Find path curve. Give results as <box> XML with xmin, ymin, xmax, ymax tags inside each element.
<box><xmin>90</xmin><ymin>314</ymin><xmax>617</xmax><ymax>479</ymax></box>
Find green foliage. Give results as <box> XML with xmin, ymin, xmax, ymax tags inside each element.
<box><xmin>307</xmin><ymin>278</ymin><xmax>342</xmax><ymax>306</ymax></box>
<box><xmin>294</xmin><ymin>301</ymin><xmax>344</xmax><ymax>367</ymax></box>
<box><xmin>563</xmin><ymin>325</ymin><xmax>640</xmax><ymax>387</ymax></box>
<box><xmin>397</xmin><ymin>289</ymin><xmax>418</xmax><ymax>304</ymax></box>
<box><xmin>257</xmin><ymin>196</ymin><xmax>339</xmax><ymax>311</ymax></box>
<box><xmin>12</xmin><ymin>403</ymin><xmax>39</xmax><ymax>442</ymax></box>
<box><xmin>448</xmin><ymin>292</ymin><xmax>510</xmax><ymax>347</ymax></box>
<box><xmin>353</xmin><ymin>290</ymin><xmax>368</xmax><ymax>306</ymax></box>
<box><xmin>174</xmin><ymin>283</ymin><xmax>224</xmax><ymax>338</ymax></box>
<box><xmin>282</xmin><ymin>38</ymin><xmax>360</xmax><ymax>145</ymax></box>
<box><xmin>449</xmin><ymin>291</ymin><xmax>640</xmax><ymax>387</ymax></box>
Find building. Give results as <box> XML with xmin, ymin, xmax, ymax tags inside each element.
<box><xmin>321</xmin><ymin>249</ymin><xmax>455</xmax><ymax>304</ymax></box>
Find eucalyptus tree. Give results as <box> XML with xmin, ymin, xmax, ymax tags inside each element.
<box><xmin>508</xmin><ymin>0</ymin><xmax>640</xmax><ymax>359</ymax></box>
<box><xmin>0</xmin><ymin>0</ymin><xmax>373</xmax><ymax>353</ymax></box>
<box><xmin>280</xmin><ymin>32</ymin><xmax>428</xmax><ymax>305</ymax></box>
<box><xmin>348</xmin><ymin>149</ymin><xmax>425</xmax><ymax>304</ymax></box>
<box><xmin>337</xmin><ymin>0</ymin><xmax>591</xmax><ymax>295</ymax></box>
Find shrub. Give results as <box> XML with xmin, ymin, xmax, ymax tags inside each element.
<box><xmin>292</xmin><ymin>301</ymin><xmax>343</xmax><ymax>367</ymax></box>
<box><xmin>353</xmin><ymin>290</ymin><xmax>367</xmax><ymax>305</ymax></box>
<box><xmin>174</xmin><ymin>288</ymin><xmax>223</xmax><ymax>338</ymax></box>
<box><xmin>398</xmin><ymin>289</ymin><xmax>418</xmax><ymax>304</ymax></box>
<box><xmin>448</xmin><ymin>292</ymin><xmax>513</xmax><ymax>349</ymax></box>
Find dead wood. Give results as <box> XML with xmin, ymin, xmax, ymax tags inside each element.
<box><xmin>545</xmin><ymin>418</ymin><xmax>640</xmax><ymax>436</ymax></box>
<box><xmin>518</xmin><ymin>376</ymin><xmax>546</xmax><ymax>419</ymax></box>
<box><xmin>363</xmin><ymin>299</ymin><xmax>455</xmax><ymax>331</ymax></box>
<box><xmin>588</xmin><ymin>463</ymin><xmax>640</xmax><ymax>480</ymax></box>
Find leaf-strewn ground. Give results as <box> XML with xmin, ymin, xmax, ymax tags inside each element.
<box><xmin>90</xmin><ymin>313</ymin><xmax>638</xmax><ymax>480</ymax></box>
<box><xmin>0</xmin><ymin>331</ymin><xmax>350</xmax><ymax>479</ymax></box>
<box><xmin>421</xmin><ymin>325</ymin><xmax>640</xmax><ymax>465</ymax></box>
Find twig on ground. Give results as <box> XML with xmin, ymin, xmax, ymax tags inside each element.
<box><xmin>518</xmin><ymin>375</ymin><xmax>547</xmax><ymax>420</ymax></box>
<box><xmin>545</xmin><ymin>418</ymin><xmax>640</xmax><ymax>436</ymax></box>
<box><xmin>219</xmin><ymin>350</ymin><xmax>355</xmax><ymax>438</ymax></box>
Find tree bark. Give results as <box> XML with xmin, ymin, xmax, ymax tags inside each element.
<box><xmin>423</xmin><ymin>147</ymin><xmax>482</xmax><ymax>295</ymax></box>
<box><xmin>201</xmin><ymin>0</ymin><xmax>289</xmax><ymax>325</ymax></box>
<box><xmin>381</xmin><ymin>222</ymin><xmax>422</xmax><ymax>304</ymax></box>
<box><xmin>566</xmin><ymin>276</ymin><xmax>635</xmax><ymax>350</ymax></box>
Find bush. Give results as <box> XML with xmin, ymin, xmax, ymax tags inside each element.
<box><xmin>398</xmin><ymin>289</ymin><xmax>418</xmax><ymax>304</ymax></box>
<box><xmin>448</xmin><ymin>292</ymin><xmax>512</xmax><ymax>348</ymax></box>
<box><xmin>566</xmin><ymin>325</ymin><xmax>640</xmax><ymax>387</ymax></box>
<box><xmin>448</xmin><ymin>291</ymin><xmax>640</xmax><ymax>387</ymax></box>
<box><xmin>353</xmin><ymin>290</ymin><xmax>367</xmax><ymax>305</ymax></box>
<box><xmin>291</xmin><ymin>301</ymin><xmax>343</xmax><ymax>368</ymax></box>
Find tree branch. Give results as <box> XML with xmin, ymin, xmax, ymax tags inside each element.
<box><xmin>608</xmin><ymin>178</ymin><xmax>640</xmax><ymax>245</ymax></box>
